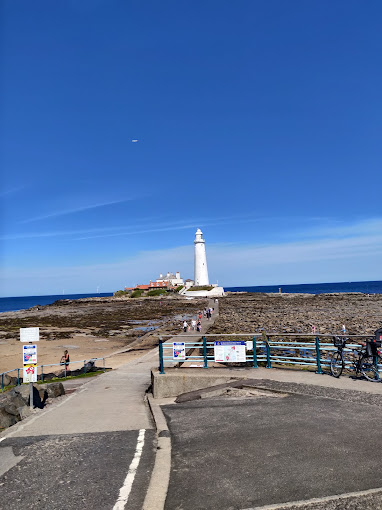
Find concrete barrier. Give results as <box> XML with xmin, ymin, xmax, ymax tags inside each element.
<box><xmin>151</xmin><ymin>367</ymin><xmax>255</xmax><ymax>398</ymax></box>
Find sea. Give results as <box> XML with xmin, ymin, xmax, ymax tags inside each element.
<box><xmin>0</xmin><ymin>293</ymin><xmax>113</xmax><ymax>313</ymax></box>
<box><xmin>225</xmin><ymin>280</ymin><xmax>382</xmax><ymax>295</ymax></box>
<box><xmin>1</xmin><ymin>281</ymin><xmax>382</xmax><ymax>313</ymax></box>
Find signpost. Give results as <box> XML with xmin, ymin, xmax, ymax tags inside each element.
<box><xmin>214</xmin><ymin>341</ymin><xmax>246</xmax><ymax>363</ymax></box>
<box><xmin>20</xmin><ymin>327</ymin><xmax>39</xmax><ymax>408</ymax></box>
<box><xmin>173</xmin><ymin>342</ymin><xmax>186</xmax><ymax>360</ymax></box>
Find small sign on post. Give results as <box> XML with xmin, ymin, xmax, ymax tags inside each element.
<box><xmin>20</xmin><ymin>327</ymin><xmax>39</xmax><ymax>343</ymax></box>
<box><xmin>173</xmin><ymin>342</ymin><xmax>186</xmax><ymax>360</ymax></box>
<box><xmin>20</xmin><ymin>327</ymin><xmax>39</xmax><ymax>407</ymax></box>
<box><xmin>23</xmin><ymin>364</ymin><xmax>37</xmax><ymax>383</ymax></box>
<box><xmin>23</xmin><ymin>344</ymin><xmax>38</xmax><ymax>364</ymax></box>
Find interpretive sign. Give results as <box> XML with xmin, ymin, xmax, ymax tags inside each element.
<box><xmin>214</xmin><ymin>341</ymin><xmax>246</xmax><ymax>362</ymax></box>
<box><xmin>20</xmin><ymin>327</ymin><xmax>40</xmax><ymax>342</ymax></box>
<box><xmin>173</xmin><ymin>342</ymin><xmax>186</xmax><ymax>360</ymax></box>
<box><xmin>23</xmin><ymin>345</ymin><xmax>37</xmax><ymax>364</ymax></box>
<box><xmin>23</xmin><ymin>364</ymin><xmax>37</xmax><ymax>383</ymax></box>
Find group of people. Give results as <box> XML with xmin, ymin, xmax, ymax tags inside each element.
<box><xmin>183</xmin><ymin>318</ymin><xmax>202</xmax><ymax>332</ymax></box>
<box><xmin>182</xmin><ymin>307</ymin><xmax>215</xmax><ymax>333</ymax></box>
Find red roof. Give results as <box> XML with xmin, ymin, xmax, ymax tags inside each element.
<box><xmin>136</xmin><ymin>285</ymin><xmax>150</xmax><ymax>290</ymax></box>
<box><xmin>149</xmin><ymin>281</ymin><xmax>169</xmax><ymax>288</ymax></box>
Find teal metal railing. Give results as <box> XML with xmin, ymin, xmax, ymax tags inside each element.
<box><xmin>157</xmin><ymin>333</ymin><xmax>374</xmax><ymax>375</ymax></box>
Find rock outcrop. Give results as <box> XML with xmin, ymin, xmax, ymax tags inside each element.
<box><xmin>0</xmin><ymin>382</ymin><xmax>65</xmax><ymax>431</ymax></box>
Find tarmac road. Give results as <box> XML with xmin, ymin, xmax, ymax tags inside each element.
<box><xmin>162</xmin><ymin>385</ymin><xmax>382</xmax><ymax>510</ymax></box>
<box><xmin>0</xmin><ymin>430</ymin><xmax>155</xmax><ymax>510</ymax></box>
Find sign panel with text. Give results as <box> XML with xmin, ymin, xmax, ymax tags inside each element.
<box><xmin>20</xmin><ymin>327</ymin><xmax>39</xmax><ymax>342</ymax></box>
<box><xmin>214</xmin><ymin>341</ymin><xmax>246</xmax><ymax>363</ymax></box>
<box><xmin>23</xmin><ymin>364</ymin><xmax>37</xmax><ymax>383</ymax></box>
<box><xmin>173</xmin><ymin>342</ymin><xmax>186</xmax><ymax>360</ymax></box>
<box><xmin>23</xmin><ymin>345</ymin><xmax>37</xmax><ymax>364</ymax></box>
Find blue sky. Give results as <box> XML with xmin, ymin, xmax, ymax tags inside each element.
<box><xmin>2</xmin><ymin>0</ymin><xmax>382</xmax><ymax>296</ymax></box>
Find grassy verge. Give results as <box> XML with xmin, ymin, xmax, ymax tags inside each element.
<box><xmin>1</xmin><ymin>369</ymin><xmax>111</xmax><ymax>393</ymax></box>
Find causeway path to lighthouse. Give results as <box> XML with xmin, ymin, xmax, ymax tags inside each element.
<box><xmin>0</xmin><ymin>301</ymin><xmax>217</xmax><ymax>510</ymax></box>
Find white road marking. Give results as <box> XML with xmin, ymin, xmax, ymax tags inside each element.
<box><xmin>113</xmin><ymin>428</ymin><xmax>146</xmax><ymax>510</ymax></box>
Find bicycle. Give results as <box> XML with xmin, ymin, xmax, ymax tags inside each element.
<box><xmin>330</xmin><ymin>336</ymin><xmax>382</xmax><ymax>382</ymax></box>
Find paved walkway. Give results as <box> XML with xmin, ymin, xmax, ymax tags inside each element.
<box><xmin>0</xmin><ymin>348</ymin><xmax>159</xmax><ymax>510</ymax></box>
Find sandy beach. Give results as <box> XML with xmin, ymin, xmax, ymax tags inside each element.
<box><xmin>0</xmin><ymin>295</ymin><xmax>208</xmax><ymax>374</ymax></box>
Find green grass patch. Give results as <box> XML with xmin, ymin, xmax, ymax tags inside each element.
<box><xmin>36</xmin><ymin>369</ymin><xmax>111</xmax><ymax>384</ymax></box>
<box><xmin>131</xmin><ymin>289</ymin><xmax>144</xmax><ymax>298</ymax></box>
<box><xmin>147</xmin><ymin>289</ymin><xmax>167</xmax><ymax>296</ymax></box>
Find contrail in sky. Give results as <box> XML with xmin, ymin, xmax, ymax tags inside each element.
<box><xmin>20</xmin><ymin>198</ymin><xmax>136</xmax><ymax>224</ymax></box>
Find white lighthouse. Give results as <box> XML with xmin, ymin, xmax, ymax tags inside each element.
<box><xmin>194</xmin><ymin>228</ymin><xmax>209</xmax><ymax>286</ymax></box>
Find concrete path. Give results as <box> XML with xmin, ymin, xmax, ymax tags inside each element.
<box><xmin>0</xmin><ymin>348</ymin><xmax>159</xmax><ymax>510</ymax></box>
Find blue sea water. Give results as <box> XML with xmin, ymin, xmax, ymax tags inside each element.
<box><xmin>1</xmin><ymin>281</ymin><xmax>382</xmax><ymax>313</ymax></box>
<box><xmin>225</xmin><ymin>280</ymin><xmax>382</xmax><ymax>295</ymax></box>
<box><xmin>0</xmin><ymin>293</ymin><xmax>113</xmax><ymax>313</ymax></box>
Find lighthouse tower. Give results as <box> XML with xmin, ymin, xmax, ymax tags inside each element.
<box><xmin>194</xmin><ymin>228</ymin><xmax>209</xmax><ymax>286</ymax></box>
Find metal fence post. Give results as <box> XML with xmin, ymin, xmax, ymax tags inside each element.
<box><xmin>203</xmin><ymin>336</ymin><xmax>208</xmax><ymax>369</ymax></box>
<box><xmin>315</xmin><ymin>336</ymin><xmax>323</xmax><ymax>374</ymax></box>
<box><xmin>253</xmin><ymin>337</ymin><xmax>258</xmax><ymax>368</ymax></box>
<box><xmin>1</xmin><ymin>373</ymin><xmax>3</xmax><ymax>392</ymax></box>
<box><xmin>159</xmin><ymin>339</ymin><xmax>165</xmax><ymax>374</ymax></box>
<box><xmin>266</xmin><ymin>336</ymin><xmax>272</xmax><ymax>368</ymax></box>
<box><xmin>41</xmin><ymin>365</ymin><xmax>44</xmax><ymax>382</ymax></box>
<box><xmin>17</xmin><ymin>368</ymin><xmax>20</xmax><ymax>387</ymax></box>
<box><xmin>64</xmin><ymin>364</ymin><xmax>67</xmax><ymax>378</ymax></box>
<box><xmin>103</xmin><ymin>357</ymin><xmax>106</xmax><ymax>373</ymax></box>
<box><xmin>84</xmin><ymin>360</ymin><xmax>87</xmax><ymax>375</ymax></box>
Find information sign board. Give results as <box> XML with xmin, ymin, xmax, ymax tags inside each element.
<box><xmin>20</xmin><ymin>327</ymin><xmax>40</xmax><ymax>342</ymax></box>
<box><xmin>23</xmin><ymin>345</ymin><xmax>37</xmax><ymax>364</ymax></box>
<box><xmin>173</xmin><ymin>342</ymin><xmax>186</xmax><ymax>360</ymax></box>
<box><xmin>23</xmin><ymin>364</ymin><xmax>37</xmax><ymax>383</ymax></box>
<box><xmin>214</xmin><ymin>341</ymin><xmax>246</xmax><ymax>362</ymax></box>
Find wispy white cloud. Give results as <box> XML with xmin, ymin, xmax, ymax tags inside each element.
<box><xmin>4</xmin><ymin>213</ymin><xmax>262</xmax><ymax>241</ymax></box>
<box><xmin>74</xmin><ymin>216</ymin><xmax>260</xmax><ymax>240</ymax></box>
<box><xmin>2</xmin><ymin>222</ymin><xmax>382</xmax><ymax>296</ymax></box>
<box><xmin>20</xmin><ymin>198</ymin><xmax>136</xmax><ymax>224</ymax></box>
<box><xmin>286</xmin><ymin>217</ymin><xmax>382</xmax><ymax>241</ymax></box>
<box><xmin>0</xmin><ymin>186</ymin><xmax>25</xmax><ymax>198</ymax></box>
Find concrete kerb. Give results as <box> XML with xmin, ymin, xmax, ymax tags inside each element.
<box><xmin>143</xmin><ymin>394</ymin><xmax>173</xmax><ymax>510</ymax></box>
<box><xmin>244</xmin><ymin>486</ymin><xmax>382</xmax><ymax>509</ymax></box>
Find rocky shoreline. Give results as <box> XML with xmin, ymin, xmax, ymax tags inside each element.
<box><xmin>2</xmin><ymin>292</ymin><xmax>382</xmax><ymax>374</ymax></box>
<box><xmin>0</xmin><ymin>295</ymin><xmax>208</xmax><ymax>341</ymax></box>
<box><xmin>0</xmin><ymin>295</ymin><xmax>208</xmax><ymax>374</ymax></box>
<box><xmin>210</xmin><ymin>292</ymin><xmax>382</xmax><ymax>336</ymax></box>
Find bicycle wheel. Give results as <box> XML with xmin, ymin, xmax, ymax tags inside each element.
<box><xmin>330</xmin><ymin>351</ymin><xmax>344</xmax><ymax>378</ymax></box>
<box><xmin>360</xmin><ymin>354</ymin><xmax>382</xmax><ymax>382</ymax></box>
